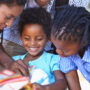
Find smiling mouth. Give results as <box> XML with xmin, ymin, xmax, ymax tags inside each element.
<box><xmin>29</xmin><ymin>48</ymin><xmax>38</xmax><ymax>52</ymax></box>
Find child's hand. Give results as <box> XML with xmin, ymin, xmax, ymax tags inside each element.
<box><xmin>33</xmin><ymin>83</ymin><xmax>47</xmax><ymax>90</ymax></box>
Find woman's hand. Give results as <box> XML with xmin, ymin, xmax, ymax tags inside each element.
<box><xmin>10</xmin><ymin>60</ymin><xmax>29</xmax><ymax>76</ymax></box>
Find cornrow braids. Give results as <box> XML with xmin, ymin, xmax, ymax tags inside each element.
<box><xmin>51</xmin><ymin>5</ymin><xmax>90</xmax><ymax>48</ymax></box>
<box><xmin>0</xmin><ymin>0</ymin><xmax>26</xmax><ymax>6</ymax></box>
<box><xmin>18</xmin><ymin>7</ymin><xmax>52</xmax><ymax>39</ymax></box>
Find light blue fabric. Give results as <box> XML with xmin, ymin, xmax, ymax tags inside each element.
<box><xmin>12</xmin><ymin>51</ymin><xmax>60</xmax><ymax>84</ymax></box>
<box><xmin>71</xmin><ymin>46</ymin><xmax>90</xmax><ymax>82</ymax></box>
<box><xmin>59</xmin><ymin>57</ymin><xmax>77</xmax><ymax>73</ymax></box>
<box><xmin>59</xmin><ymin>46</ymin><xmax>90</xmax><ymax>82</ymax></box>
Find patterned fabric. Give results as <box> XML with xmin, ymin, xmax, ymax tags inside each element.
<box><xmin>29</xmin><ymin>66</ymin><xmax>50</xmax><ymax>85</ymax></box>
<box><xmin>72</xmin><ymin>46</ymin><xmax>90</xmax><ymax>82</ymax></box>
<box><xmin>26</xmin><ymin>0</ymin><xmax>55</xmax><ymax>13</ymax></box>
<box><xmin>26</xmin><ymin>0</ymin><xmax>55</xmax><ymax>19</ymax></box>
<box><xmin>69</xmin><ymin>0</ymin><xmax>90</xmax><ymax>11</ymax></box>
<box><xmin>12</xmin><ymin>51</ymin><xmax>60</xmax><ymax>85</ymax></box>
<box><xmin>2</xmin><ymin>17</ymin><xmax>22</xmax><ymax>45</ymax></box>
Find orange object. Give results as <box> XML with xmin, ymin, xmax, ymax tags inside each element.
<box><xmin>21</xmin><ymin>82</ymin><xmax>33</xmax><ymax>90</ymax></box>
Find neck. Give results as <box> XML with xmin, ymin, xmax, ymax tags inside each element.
<box><xmin>23</xmin><ymin>51</ymin><xmax>43</xmax><ymax>66</ymax></box>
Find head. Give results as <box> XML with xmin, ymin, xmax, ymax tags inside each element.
<box><xmin>0</xmin><ymin>0</ymin><xmax>26</xmax><ymax>31</ymax></box>
<box><xmin>51</xmin><ymin>5</ymin><xmax>90</xmax><ymax>57</ymax></box>
<box><xmin>19</xmin><ymin>7</ymin><xmax>51</xmax><ymax>57</ymax></box>
<box><xmin>35</xmin><ymin>0</ymin><xmax>51</xmax><ymax>7</ymax></box>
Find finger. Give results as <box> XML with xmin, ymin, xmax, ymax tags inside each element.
<box><xmin>9</xmin><ymin>61</ymin><xmax>29</xmax><ymax>76</ymax></box>
<box><xmin>13</xmin><ymin>69</ymin><xmax>22</xmax><ymax>75</ymax></box>
<box><xmin>33</xmin><ymin>83</ymin><xmax>41</xmax><ymax>89</ymax></box>
<box><xmin>17</xmin><ymin>64</ymin><xmax>29</xmax><ymax>76</ymax></box>
<box><xmin>16</xmin><ymin>60</ymin><xmax>27</xmax><ymax>69</ymax></box>
<box><xmin>11</xmin><ymin>61</ymin><xmax>29</xmax><ymax>76</ymax></box>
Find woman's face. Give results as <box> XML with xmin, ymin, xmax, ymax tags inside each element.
<box><xmin>36</xmin><ymin>0</ymin><xmax>50</xmax><ymax>7</ymax></box>
<box><xmin>0</xmin><ymin>4</ymin><xmax>24</xmax><ymax>31</ymax></box>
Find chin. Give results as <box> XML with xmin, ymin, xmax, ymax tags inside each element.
<box><xmin>30</xmin><ymin>53</ymin><xmax>38</xmax><ymax>57</ymax></box>
<box><xmin>29</xmin><ymin>52</ymin><xmax>41</xmax><ymax>56</ymax></box>
<box><xmin>28</xmin><ymin>50</ymin><xmax>43</xmax><ymax>57</ymax></box>
<box><xmin>60</xmin><ymin>55</ymin><xmax>68</xmax><ymax>57</ymax></box>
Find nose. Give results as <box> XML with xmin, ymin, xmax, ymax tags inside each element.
<box><xmin>5</xmin><ymin>18</ymin><xmax>14</xmax><ymax>28</ymax></box>
<box><xmin>30</xmin><ymin>39</ymin><xmax>36</xmax><ymax>46</ymax></box>
<box><xmin>56</xmin><ymin>49</ymin><xmax>64</xmax><ymax>56</ymax></box>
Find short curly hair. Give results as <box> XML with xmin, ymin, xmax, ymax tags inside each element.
<box><xmin>51</xmin><ymin>5</ymin><xmax>90</xmax><ymax>48</ymax></box>
<box><xmin>18</xmin><ymin>7</ymin><xmax>52</xmax><ymax>38</ymax></box>
<box><xmin>0</xmin><ymin>0</ymin><xmax>26</xmax><ymax>6</ymax></box>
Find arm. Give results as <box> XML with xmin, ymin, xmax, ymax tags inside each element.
<box><xmin>33</xmin><ymin>70</ymin><xmax>67</xmax><ymax>90</ymax></box>
<box><xmin>0</xmin><ymin>44</ymin><xmax>29</xmax><ymax>76</ymax></box>
<box><xmin>0</xmin><ymin>44</ymin><xmax>13</xmax><ymax>68</ymax></box>
<box><xmin>46</xmin><ymin>70</ymin><xmax>67</xmax><ymax>90</ymax></box>
<box><xmin>65</xmin><ymin>70</ymin><xmax>81</xmax><ymax>90</ymax></box>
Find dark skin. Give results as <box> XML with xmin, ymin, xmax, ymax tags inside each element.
<box><xmin>17</xmin><ymin>53</ymin><xmax>67</xmax><ymax>90</ymax></box>
<box><xmin>0</xmin><ymin>4</ymin><xmax>29</xmax><ymax>76</ymax></box>
<box><xmin>17</xmin><ymin>24</ymin><xmax>67</xmax><ymax>90</ymax></box>
<box><xmin>65</xmin><ymin>70</ymin><xmax>81</xmax><ymax>90</ymax></box>
<box><xmin>35</xmin><ymin>0</ymin><xmax>51</xmax><ymax>7</ymax></box>
<box><xmin>33</xmin><ymin>71</ymin><xmax>67</xmax><ymax>90</ymax></box>
<box><xmin>0</xmin><ymin>44</ymin><xmax>29</xmax><ymax>76</ymax></box>
<box><xmin>51</xmin><ymin>36</ymin><xmax>82</xmax><ymax>90</ymax></box>
<box><xmin>0</xmin><ymin>0</ymin><xmax>69</xmax><ymax>76</ymax></box>
<box><xmin>35</xmin><ymin>0</ymin><xmax>69</xmax><ymax>7</ymax></box>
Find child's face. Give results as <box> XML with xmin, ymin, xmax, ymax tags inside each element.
<box><xmin>21</xmin><ymin>24</ymin><xmax>47</xmax><ymax>57</ymax></box>
<box><xmin>51</xmin><ymin>36</ymin><xmax>81</xmax><ymax>57</ymax></box>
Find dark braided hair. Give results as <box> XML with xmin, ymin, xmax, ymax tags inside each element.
<box><xmin>18</xmin><ymin>7</ymin><xmax>52</xmax><ymax>39</ymax></box>
<box><xmin>0</xmin><ymin>0</ymin><xmax>26</xmax><ymax>6</ymax></box>
<box><xmin>51</xmin><ymin>5</ymin><xmax>90</xmax><ymax>48</ymax></box>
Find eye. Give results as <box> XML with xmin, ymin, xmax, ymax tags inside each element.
<box><xmin>24</xmin><ymin>37</ymin><xmax>30</xmax><ymax>40</ymax></box>
<box><xmin>36</xmin><ymin>37</ymin><xmax>43</xmax><ymax>40</ymax></box>
<box><xmin>5</xmin><ymin>15</ymin><xmax>16</xmax><ymax>21</ymax></box>
<box><xmin>5</xmin><ymin>16</ymin><xmax>12</xmax><ymax>20</ymax></box>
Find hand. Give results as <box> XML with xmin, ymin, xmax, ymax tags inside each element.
<box><xmin>9</xmin><ymin>60</ymin><xmax>29</xmax><ymax>76</ymax></box>
<box><xmin>33</xmin><ymin>83</ymin><xmax>47</xmax><ymax>90</ymax></box>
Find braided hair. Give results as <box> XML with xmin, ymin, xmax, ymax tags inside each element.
<box><xmin>51</xmin><ymin>5</ymin><xmax>90</xmax><ymax>48</ymax></box>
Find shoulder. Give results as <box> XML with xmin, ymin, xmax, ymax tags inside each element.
<box><xmin>59</xmin><ymin>56</ymin><xmax>77</xmax><ymax>73</ymax></box>
<box><xmin>44</xmin><ymin>51</ymin><xmax>60</xmax><ymax>60</ymax></box>
<box><xmin>43</xmin><ymin>52</ymin><xmax>60</xmax><ymax>71</ymax></box>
